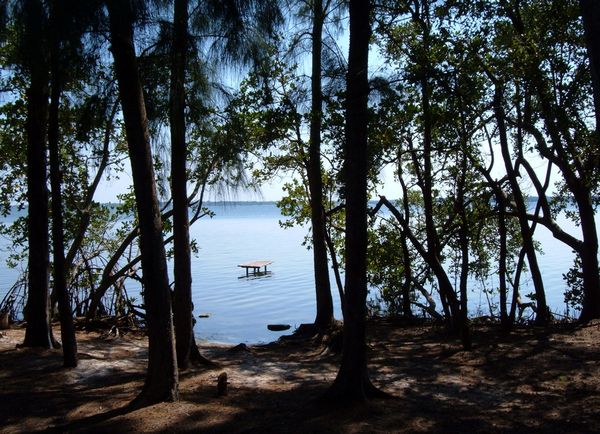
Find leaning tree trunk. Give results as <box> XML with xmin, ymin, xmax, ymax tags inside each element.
<box><xmin>324</xmin><ymin>0</ymin><xmax>383</xmax><ymax>402</ymax></box>
<box><xmin>47</xmin><ymin>0</ymin><xmax>77</xmax><ymax>367</ymax></box>
<box><xmin>169</xmin><ymin>0</ymin><xmax>210</xmax><ymax>369</ymax></box>
<box><xmin>22</xmin><ymin>0</ymin><xmax>55</xmax><ymax>349</ymax></box>
<box><xmin>308</xmin><ymin>0</ymin><xmax>334</xmax><ymax>331</ymax></box>
<box><xmin>416</xmin><ymin>27</ymin><xmax>461</xmax><ymax>327</ymax></box>
<box><xmin>107</xmin><ymin>0</ymin><xmax>178</xmax><ymax>405</ymax></box>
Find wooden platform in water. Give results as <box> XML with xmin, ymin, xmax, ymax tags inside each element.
<box><xmin>238</xmin><ymin>260</ymin><xmax>273</xmax><ymax>276</ymax></box>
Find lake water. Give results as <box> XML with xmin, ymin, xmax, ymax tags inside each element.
<box><xmin>188</xmin><ymin>202</ymin><xmax>342</xmax><ymax>343</ymax></box>
<box><xmin>0</xmin><ymin>202</ymin><xmax>597</xmax><ymax>344</ymax></box>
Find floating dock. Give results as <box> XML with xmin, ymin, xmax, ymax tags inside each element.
<box><xmin>238</xmin><ymin>260</ymin><xmax>273</xmax><ymax>276</ymax></box>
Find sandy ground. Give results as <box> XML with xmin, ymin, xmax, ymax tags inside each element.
<box><xmin>1</xmin><ymin>319</ymin><xmax>599</xmax><ymax>433</ymax></box>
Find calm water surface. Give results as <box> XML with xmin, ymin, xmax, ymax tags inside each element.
<box><xmin>0</xmin><ymin>202</ymin><xmax>596</xmax><ymax>344</ymax></box>
<box><xmin>188</xmin><ymin>203</ymin><xmax>341</xmax><ymax>343</ymax></box>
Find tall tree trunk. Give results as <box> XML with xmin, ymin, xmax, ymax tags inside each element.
<box><xmin>578</xmin><ymin>0</ymin><xmax>600</xmax><ymax>320</ymax></box>
<box><xmin>170</xmin><ymin>0</ymin><xmax>193</xmax><ymax>370</ymax></box>
<box><xmin>107</xmin><ymin>0</ymin><xmax>178</xmax><ymax>405</ymax></box>
<box><xmin>494</xmin><ymin>85</ymin><xmax>549</xmax><ymax>325</ymax></box>
<box><xmin>22</xmin><ymin>0</ymin><xmax>54</xmax><ymax>349</ymax></box>
<box><xmin>308</xmin><ymin>0</ymin><xmax>334</xmax><ymax>331</ymax></box>
<box><xmin>325</xmin><ymin>0</ymin><xmax>383</xmax><ymax>402</ymax></box>
<box><xmin>48</xmin><ymin>0</ymin><xmax>77</xmax><ymax>367</ymax></box>
<box><xmin>170</xmin><ymin>0</ymin><xmax>210</xmax><ymax>369</ymax></box>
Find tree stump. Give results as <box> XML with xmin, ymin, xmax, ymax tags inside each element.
<box><xmin>217</xmin><ymin>372</ymin><xmax>228</xmax><ymax>397</ymax></box>
<box><xmin>0</xmin><ymin>313</ymin><xmax>9</xmax><ymax>330</ymax></box>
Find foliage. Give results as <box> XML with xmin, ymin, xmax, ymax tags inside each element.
<box><xmin>563</xmin><ymin>253</ymin><xmax>584</xmax><ymax>310</ymax></box>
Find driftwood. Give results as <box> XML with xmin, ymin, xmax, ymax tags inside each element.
<box><xmin>267</xmin><ymin>324</ymin><xmax>290</xmax><ymax>331</ymax></box>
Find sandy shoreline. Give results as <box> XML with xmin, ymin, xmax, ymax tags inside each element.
<box><xmin>1</xmin><ymin>320</ymin><xmax>599</xmax><ymax>433</ymax></box>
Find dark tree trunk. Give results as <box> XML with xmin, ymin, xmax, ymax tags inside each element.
<box><xmin>107</xmin><ymin>0</ymin><xmax>178</xmax><ymax>405</ymax></box>
<box><xmin>169</xmin><ymin>0</ymin><xmax>210</xmax><ymax>370</ymax></box>
<box><xmin>498</xmin><ymin>197</ymin><xmax>510</xmax><ymax>331</ymax></box>
<box><xmin>170</xmin><ymin>0</ymin><xmax>192</xmax><ymax>369</ymax></box>
<box><xmin>574</xmin><ymin>190</ymin><xmax>600</xmax><ymax>321</ymax></box>
<box><xmin>325</xmin><ymin>0</ymin><xmax>383</xmax><ymax>402</ymax></box>
<box><xmin>457</xmin><ymin>157</ymin><xmax>471</xmax><ymax>350</ymax></box>
<box><xmin>400</xmin><ymin>232</ymin><xmax>413</xmax><ymax>319</ymax></box>
<box><xmin>22</xmin><ymin>0</ymin><xmax>54</xmax><ymax>349</ymax></box>
<box><xmin>308</xmin><ymin>0</ymin><xmax>334</xmax><ymax>331</ymax></box>
<box><xmin>494</xmin><ymin>85</ymin><xmax>549</xmax><ymax>325</ymax></box>
<box><xmin>578</xmin><ymin>0</ymin><xmax>600</xmax><ymax>320</ymax></box>
<box><xmin>580</xmin><ymin>0</ymin><xmax>600</xmax><ymax>131</ymax></box>
<box><xmin>458</xmin><ymin>220</ymin><xmax>471</xmax><ymax>349</ymax></box>
<box><xmin>48</xmin><ymin>0</ymin><xmax>77</xmax><ymax>367</ymax></box>
<box><xmin>398</xmin><ymin>173</ymin><xmax>413</xmax><ymax>319</ymax></box>
<box><xmin>509</xmin><ymin>249</ymin><xmax>526</xmax><ymax>324</ymax></box>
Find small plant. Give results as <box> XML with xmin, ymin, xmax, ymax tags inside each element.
<box><xmin>563</xmin><ymin>253</ymin><xmax>584</xmax><ymax>311</ymax></box>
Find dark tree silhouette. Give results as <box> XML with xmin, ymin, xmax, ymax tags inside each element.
<box><xmin>308</xmin><ymin>0</ymin><xmax>334</xmax><ymax>331</ymax></box>
<box><xmin>106</xmin><ymin>0</ymin><xmax>178</xmax><ymax>405</ymax></box>
<box><xmin>169</xmin><ymin>0</ymin><xmax>213</xmax><ymax>369</ymax></box>
<box><xmin>47</xmin><ymin>0</ymin><xmax>77</xmax><ymax>367</ymax></box>
<box><xmin>324</xmin><ymin>0</ymin><xmax>384</xmax><ymax>402</ymax></box>
<box><xmin>21</xmin><ymin>0</ymin><xmax>55</xmax><ymax>349</ymax></box>
<box><xmin>170</xmin><ymin>0</ymin><xmax>196</xmax><ymax>371</ymax></box>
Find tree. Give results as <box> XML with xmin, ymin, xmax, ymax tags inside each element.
<box><xmin>307</xmin><ymin>0</ymin><xmax>335</xmax><ymax>331</ymax></box>
<box><xmin>21</xmin><ymin>0</ymin><xmax>55</xmax><ymax>349</ymax></box>
<box><xmin>170</xmin><ymin>0</ymin><xmax>198</xmax><ymax>371</ymax></box>
<box><xmin>325</xmin><ymin>0</ymin><xmax>384</xmax><ymax>402</ymax></box>
<box><xmin>225</xmin><ymin>0</ymin><xmax>347</xmax><ymax>331</ymax></box>
<box><xmin>168</xmin><ymin>0</ymin><xmax>283</xmax><ymax>368</ymax></box>
<box><xmin>500</xmin><ymin>0</ymin><xmax>600</xmax><ymax>321</ymax></box>
<box><xmin>370</xmin><ymin>0</ymin><xmax>481</xmax><ymax>344</ymax></box>
<box><xmin>106</xmin><ymin>0</ymin><xmax>178</xmax><ymax>405</ymax></box>
<box><xmin>492</xmin><ymin>82</ymin><xmax>549</xmax><ymax>325</ymax></box>
<box><xmin>47</xmin><ymin>0</ymin><xmax>78</xmax><ymax>366</ymax></box>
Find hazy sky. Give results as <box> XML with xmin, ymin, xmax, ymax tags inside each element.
<box><xmin>95</xmin><ymin>169</ymin><xmax>296</xmax><ymax>203</ymax></box>
<box><xmin>93</xmin><ymin>160</ymin><xmax>404</xmax><ymax>204</ymax></box>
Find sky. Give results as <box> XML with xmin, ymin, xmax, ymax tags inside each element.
<box><xmin>94</xmin><ymin>162</ymin><xmax>404</xmax><ymax>204</ymax></box>
<box><xmin>94</xmin><ymin>165</ymin><xmax>297</xmax><ymax>203</ymax></box>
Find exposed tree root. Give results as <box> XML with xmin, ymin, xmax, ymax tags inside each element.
<box><xmin>317</xmin><ymin>375</ymin><xmax>393</xmax><ymax>407</ymax></box>
<box><xmin>190</xmin><ymin>342</ymin><xmax>217</xmax><ymax>368</ymax></box>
